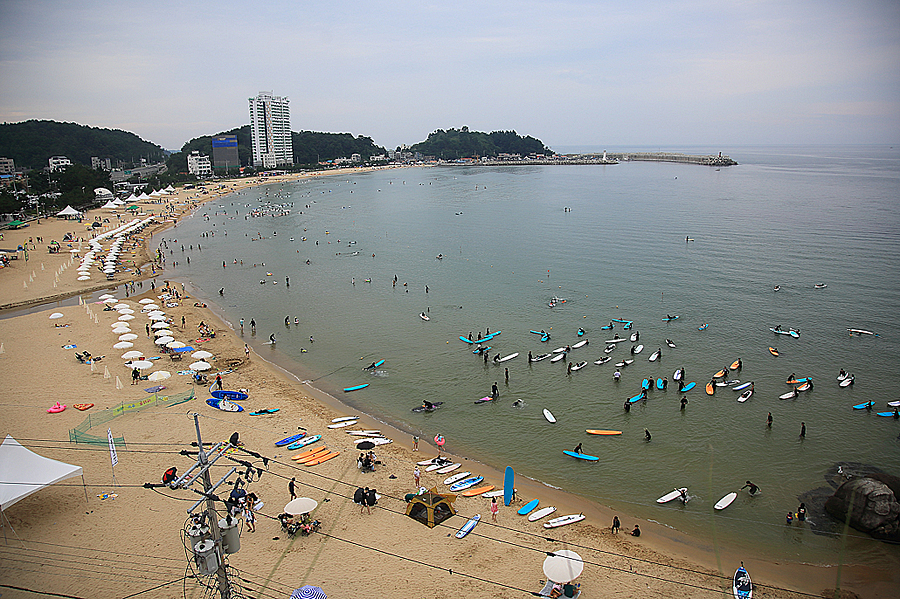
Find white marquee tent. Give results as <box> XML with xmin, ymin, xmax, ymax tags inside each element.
<box><xmin>0</xmin><ymin>434</ymin><xmax>85</xmax><ymax>513</ymax></box>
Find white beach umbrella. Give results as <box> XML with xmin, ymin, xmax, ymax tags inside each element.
<box><xmin>99</xmin><ymin>294</ymin><xmax>115</xmax><ymax>300</ymax></box>
<box><xmin>147</xmin><ymin>310</ymin><xmax>165</xmax><ymax>317</ymax></box>
<box><xmin>129</xmin><ymin>360</ymin><xmax>153</xmax><ymax>369</ymax></box>
<box><xmin>542</xmin><ymin>549</ymin><xmax>584</xmax><ymax>583</ymax></box>
<box><xmin>190</xmin><ymin>361</ymin><xmax>212</xmax><ymax>371</ymax></box>
<box><xmin>49</xmin><ymin>312</ymin><xmax>64</xmax><ymax>320</ymax></box>
<box><xmin>118</xmin><ymin>314</ymin><xmax>135</xmax><ymax>321</ymax></box>
<box><xmin>284</xmin><ymin>497</ymin><xmax>319</xmax><ymax>515</ymax></box>
<box><xmin>139</xmin><ymin>298</ymin><xmax>155</xmax><ymax>304</ymax></box>
<box><xmin>113</xmin><ymin>341</ymin><xmax>134</xmax><ymax>349</ymax></box>
<box><xmin>155</xmin><ymin>336</ymin><xmax>175</xmax><ymax>345</ymax></box>
<box><xmin>114</xmin><ymin>303</ymin><xmax>130</xmax><ymax>309</ymax></box>
<box><xmin>112</xmin><ymin>326</ymin><xmax>131</xmax><ymax>334</ymax></box>
<box><xmin>191</xmin><ymin>350</ymin><xmax>214</xmax><ymax>360</ymax></box>
<box><xmin>103</xmin><ymin>268</ymin><xmax>116</xmax><ymax>274</ymax></box>
<box><xmin>166</xmin><ymin>340</ymin><xmax>186</xmax><ymax>349</ymax></box>
<box><xmin>111</xmin><ymin>322</ymin><xmax>130</xmax><ymax>328</ymax></box>
<box><xmin>117</xmin><ymin>308</ymin><xmax>135</xmax><ymax>315</ymax></box>
<box><xmin>151</xmin><ymin>321</ymin><xmax>170</xmax><ymax>329</ymax></box>
<box><xmin>147</xmin><ymin>370</ymin><xmax>171</xmax><ymax>382</ymax></box>
<box><xmin>103</xmin><ymin>298</ymin><xmax>118</xmax><ymax>304</ymax></box>
<box><xmin>118</xmin><ymin>333</ymin><xmax>138</xmax><ymax>341</ymax></box>
<box><xmin>149</xmin><ymin>314</ymin><xmax>166</xmax><ymax>321</ymax></box>
<box><xmin>77</xmin><ymin>276</ymin><xmax>91</xmax><ymax>281</ymax></box>
<box><xmin>154</xmin><ymin>327</ymin><xmax>172</xmax><ymax>336</ymax></box>
<box><xmin>121</xmin><ymin>350</ymin><xmax>144</xmax><ymax>359</ymax></box>
<box><xmin>143</xmin><ymin>303</ymin><xmax>159</xmax><ymax>310</ymax></box>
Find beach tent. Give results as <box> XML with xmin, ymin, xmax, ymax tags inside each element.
<box><xmin>405</xmin><ymin>487</ymin><xmax>456</xmax><ymax>528</ymax></box>
<box><xmin>0</xmin><ymin>435</ymin><xmax>85</xmax><ymax>512</ymax></box>
<box><xmin>101</xmin><ymin>200</ymin><xmax>118</xmax><ymax>209</ymax></box>
<box><xmin>56</xmin><ymin>205</ymin><xmax>82</xmax><ymax>218</ymax></box>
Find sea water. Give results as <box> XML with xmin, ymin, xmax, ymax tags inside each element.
<box><xmin>162</xmin><ymin>145</ymin><xmax>900</xmax><ymax>567</ymax></box>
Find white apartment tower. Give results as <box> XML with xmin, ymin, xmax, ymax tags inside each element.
<box><xmin>249</xmin><ymin>91</ymin><xmax>292</xmax><ymax>169</ymax></box>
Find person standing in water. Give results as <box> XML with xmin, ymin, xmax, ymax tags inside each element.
<box><xmin>644</xmin><ymin>429</ymin><xmax>652</xmax><ymax>442</ymax></box>
<box><xmin>741</xmin><ymin>481</ymin><xmax>760</xmax><ymax>495</ymax></box>
<box><xmin>767</xmin><ymin>412</ymin><xmax>773</xmax><ymax>427</ymax></box>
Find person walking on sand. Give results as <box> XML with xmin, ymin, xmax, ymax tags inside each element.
<box><xmin>612</xmin><ymin>515</ymin><xmax>620</xmax><ymax>534</ymax></box>
<box><xmin>414</xmin><ymin>466</ymin><xmax>420</xmax><ymax>487</ymax></box>
<box><xmin>412</xmin><ymin>435</ymin><xmax>419</xmax><ymax>451</ymax></box>
<box><xmin>245</xmin><ymin>344</ymin><xmax>250</xmax><ymax>360</ymax></box>
<box><xmin>288</xmin><ymin>477</ymin><xmax>296</xmax><ymax>500</ymax></box>
<box><xmin>215</xmin><ymin>374</ymin><xmax>223</xmax><ymax>390</ymax></box>
<box><xmin>490</xmin><ymin>496</ymin><xmax>499</xmax><ymax>522</ymax></box>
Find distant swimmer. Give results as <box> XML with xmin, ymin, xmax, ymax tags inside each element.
<box><xmin>512</xmin><ymin>399</ymin><xmax>524</xmax><ymax>407</ymax></box>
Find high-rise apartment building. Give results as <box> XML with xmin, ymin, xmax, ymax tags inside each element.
<box><xmin>249</xmin><ymin>92</ymin><xmax>292</xmax><ymax>169</ymax></box>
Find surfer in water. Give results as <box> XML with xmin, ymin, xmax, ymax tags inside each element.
<box><xmin>741</xmin><ymin>481</ymin><xmax>760</xmax><ymax>496</ymax></box>
<box><xmin>422</xmin><ymin>400</ymin><xmax>434</xmax><ymax>410</ymax></box>
<box><xmin>613</xmin><ymin>370</ymin><xmax>621</xmax><ymax>381</ymax></box>
<box><xmin>623</xmin><ymin>400</ymin><xmax>631</xmax><ymax>412</ymax></box>
<box><xmin>679</xmin><ymin>489</ymin><xmax>688</xmax><ymax>503</ymax></box>
<box><xmin>269</xmin><ymin>333</ymin><xmax>276</xmax><ymax>344</ymax></box>
<box><xmin>512</xmin><ymin>399</ymin><xmax>524</xmax><ymax>408</ymax></box>
<box><xmin>573</xmin><ymin>443</ymin><xmax>583</xmax><ymax>454</ymax></box>
<box><xmin>680</xmin><ymin>396</ymin><xmax>688</xmax><ymax>410</ymax></box>
<box><xmin>644</xmin><ymin>429</ymin><xmax>652</xmax><ymax>442</ymax></box>
<box><xmin>491</xmin><ymin>382</ymin><xmax>499</xmax><ymax>399</ymax></box>
<box><xmin>767</xmin><ymin>412</ymin><xmax>773</xmax><ymax>427</ymax></box>
<box><xmin>528</xmin><ymin>351</ymin><xmax>533</xmax><ymax>362</ymax></box>
<box><xmin>365</xmin><ymin>362</ymin><xmax>377</xmax><ymax>370</ymax></box>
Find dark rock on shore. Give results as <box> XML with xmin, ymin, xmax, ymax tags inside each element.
<box><xmin>824</xmin><ymin>476</ymin><xmax>900</xmax><ymax>542</ymax></box>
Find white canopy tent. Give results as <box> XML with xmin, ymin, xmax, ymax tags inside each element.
<box><xmin>56</xmin><ymin>205</ymin><xmax>82</xmax><ymax>218</ymax></box>
<box><xmin>0</xmin><ymin>435</ymin><xmax>86</xmax><ymax>520</ymax></box>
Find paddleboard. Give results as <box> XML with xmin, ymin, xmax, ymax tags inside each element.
<box><xmin>250</xmin><ymin>408</ymin><xmax>279</xmax><ymax>415</ymax></box>
<box><xmin>594</xmin><ymin>356</ymin><xmax>611</xmax><ymax>365</ymax></box>
<box><xmin>294</xmin><ymin>447</ymin><xmax>329</xmax><ymax>462</ymax></box>
<box><xmin>296</xmin><ymin>448</ymin><xmax>330</xmax><ymax>463</ymax></box>
<box><xmin>517</xmin><ymin>499</ymin><xmax>540</xmax><ymax>515</ymax></box>
<box><xmin>768</xmin><ymin>347</ymin><xmax>779</xmax><ymax>356</ymax></box>
<box><xmin>461</xmin><ymin>485</ymin><xmax>494</xmax><ymax>497</ymax></box>
<box><xmin>563</xmin><ymin>450</ymin><xmax>599</xmax><ymax>461</ymax></box>
<box><xmin>786</xmin><ymin>377</ymin><xmax>810</xmax><ymax>384</ymax></box>
<box><xmin>657</xmin><ymin>488</ymin><xmax>688</xmax><ymax>503</ymax></box>
<box><xmin>550</xmin><ymin>353</ymin><xmax>566</xmax><ymax>363</ymax></box>
<box><xmin>543</xmin><ymin>513</ymin><xmax>585</xmax><ymax>528</ymax></box>
<box><xmin>848</xmin><ymin>328</ymin><xmax>876</xmax><ymax>336</ymax></box>
<box><xmin>343</xmin><ymin>384</ymin><xmax>369</xmax><ymax>392</ymax></box>
<box><xmin>425</xmin><ymin>462</ymin><xmax>446</xmax><ymax>472</ymax></box>
<box><xmin>332</xmin><ymin>416</ymin><xmax>359</xmax><ymax>423</ymax></box>
<box><xmin>680</xmin><ymin>382</ymin><xmax>697</xmax><ymax>392</ymax></box>
<box><xmin>413</xmin><ymin>401</ymin><xmax>444</xmax><ymax>412</ymax></box>
<box><xmin>839</xmin><ymin>377</ymin><xmax>854</xmax><ymax>387</ymax></box>
<box><xmin>852</xmin><ymin>401</ymin><xmax>874</xmax><ymax>410</ymax></box>
<box><xmin>666</xmin><ymin>339</ymin><xmax>676</xmax><ymax>348</ymax></box>
<box><xmin>889</xmin><ymin>401</ymin><xmax>900</xmax><ymax>407</ymax></box>
<box><xmin>633</xmin><ymin>344</ymin><xmax>644</xmax><ymax>354</ymax></box>
<box><xmin>642</xmin><ymin>379</ymin><xmax>651</xmax><ymax>390</ymax></box>
<box><xmin>327</xmin><ymin>420</ymin><xmax>358</xmax><ymax>429</ymax></box>
<box><xmin>529</xmin><ymin>506</ymin><xmax>557</xmax><ymax>521</ymax></box>
<box><xmin>649</xmin><ymin>349</ymin><xmax>660</xmax><ymax>362</ymax></box>
<box><xmin>497</xmin><ymin>352</ymin><xmax>519</xmax><ymax>363</ymax></box>
<box><xmin>437</xmin><ymin>463</ymin><xmax>461</xmax><ymax>474</ymax></box>
<box><xmin>482</xmin><ymin>490</ymin><xmax>506</xmax><ymax>498</ymax></box>
<box><xmin>730</xmin><ymin>359</ymin><xmax>742</xmax><ymax>370</ymax></box>
<box><xmin>796</xmin><ymin>382</ymin><xmax>812</xmax><ymax>392</ymax></box>
<box><xmin>276</xmin><ymin>433</ymin><xmax>305</xmax><ymax>446</ymax></box>
<box><xmin>420</xmin><ymin>313</ymin><xmax>430</xmax><ymax>321</ymax></box>
<box><xmin>450</xmin><ymin>476</ymin><xmax>485</xmax><ymax>492</ymax></box>
<box><xmin>733</xmin><ymin>382</ymin><xmax>753</xmax><ymax>391</ymax></box>
<box><xmin>663</xmin><ymin>315</ymin><xmax>679</xmax><ymax>321</ymax></box>
<box><xmin>706</xmin><ymin>382</ymin><xmax>715</xmax><ymax>395</ymax></box>
<box><xmin>605</xmin><ymin>338</ymin><xmax>627</xmax><ymax>343</ymax></box>
<box><xmin>586</xmin><ymin>430</ymin><xmax>622</xmax><ymax>435</ymax></box>
<box><xmin>877</xmin><ymin>411</ymin><xmax>899</xmax><ymax>417</ymax></box>
<box><xmin>779</xmin><ymin>390</ymin><xmax>798</xmax><ymax>400</ymax></box>
<box><xmin>531</xmin><ymin>353</ymin><xmax>551</xmax><ymax>362</ymax></box>
<box><xmin>715</xmin><ymin>492</ymin><xmax>738</xmax><ymax>510</ymax></box>
<box><xmin>363</xmin><ymin>359</ymin><xmax>385</xmax><ymax>370</ymax></box>
<box><xmin>628</xmin><ymin>392</ymin><xmax>645</xmax><ymax>404</ymax></box>
<box><xmin>354</xmin><ymin>437</ymin><xmax>392</xmax><ymax>446</ymax></box>
<box><xmin>733</xmin><ymin>566</ymin><xmax>752</xmax><ymax>599</ymax></box>
<box><xmin>657</xmin><ymin>378</ymin><xmax>666</xmax><ymax>390</ymax></box>
<box><xmin>674</xmin><ymin>368</ymin><xmax>683</xmax><ymax>381</ymax></box>
<box><xmin>444</xmin><ymin>471</ymin><xmax>471</xmax><ymax>485</ymax></box>
<box><xmin>504</xmin><ymin>466</ymin><xmax>515</xmax><ymax>506</ymax></box>
<box><xmin>347</xmin><ymin>430</ymin><xmax>382</xmax><ymax>436</ymax></box>
<box><xmin>543</xmin><ymin>409</ymin><xmax>557</xmax><ymax>423</ymax></box>
<box><xmin>460</xmin><ymin>336</ymin><xmax>474</xmax><ymax>344</ymax></box>
<box><xmin>289</xmin><ymin>434</ymin><xmax>327</xmax><ymax>451</ymax></box>
<box><xmin>306</xmin><ymin>451</ymin><xmax>339</xmax><ymax>466</ymax></box>
<box><xmin>211</xmin><ymin>390</ymin><xmax>248</xmax><ymax>401</ymax></box>
<box><xmin>552</xmin><ymin>346</ymin><xmax>568</xmax><ymax>353</ymax></box>
<box><xmin>713</xmin><ymin>369</ymin><xmax>726</xmax><ymax>378</ymax></box>
<box><xmin>698</xmin><ymin>323</ymin><xmax>709</xmax><ymax>330</ymax></box>
<box><xmin>837</xmin><ymin>372</ymin><xmax>849</xmax><ymax>381</ymax></box>
<box><xmin>572</xmin><ymin>340</ymin><xmax>589</xmax><ymax>349</ymax></box>
<box><xmin>473</xmin><ymin>346</ymin><xmax>491</xmax><ymax>354</ymax></box>
<box><xmin>206</xmin><ymin>398</ymin><xmax>243</xmax><ymax>412</ymax></box>
<box><xmin>738</xmin><ymin>389</ymin><xmax>753</xmax><ymax>403</ymax></box>
<box><xmin>569</xmin><ymin>361</ymin><xmax>588</xmax><ymax>371</ymax></box>
<box><xmin>455</xmin><ymin>514</ymin><xmax>481</xmax><ymax>538</ymax></box>
<box><xmin>630</xmin><ymin>333</ymin><xmax>639</xmax><ymax>342</ymax></box>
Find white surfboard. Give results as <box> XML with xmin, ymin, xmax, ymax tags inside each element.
<box><xmin>552</xmin><ymin>346</ymin><xmax>568</xmax><ymax>353</ymax></box>
<box><xmin>528</xmin><ymin>506</ymin><xmax>557</xmax><ymax>522</ymax></box>
<box><xmin>657</xmin><ymin>487</ymin><xmax>688</xmax><ymax>503</ymax></box>
<box><xmin>550</xmin><ymin>353</ymin><xmax>566</xmax><ymax>363</ymax></box>
<box><xmin>327</xmin><ymin>420</ymin><xmax>358</xmax><ymax>429</ymax></box>
<box><xmin>715</xmin><ymin>492</ymin><xmax>737</xmax><ymax>510</ymax></box>
<box><xmin>839</xmin><ymin>376</ymin><xmax>854</xmax><ymax>387</ymax></box>
<box><xmin>436</xmin><ymin>463</ymin><xmax>461</xmax><ymax>474</ymax></box>
<box><xmin>649</xmin><ymin>349</ymin><xmax>660</xmax><ymax>362</ymax></box>
<box><xmin>497</xmin><ymin>352</ymin><xmax>519</xmax><ymax>363</ymax></box>
<box><xmin>779</xmin><ymin>390</ymin><xmax>797</xmax><ymax>400</ymax></box>
<box><xmin>633</xmin><ymin>344</ymin><xmax>644</xmax><ymax>354</ymax></box>
<box><xmin>543</xmin><ymin>409</ymin><xmax>557</xmax><ymax>423</ymax></box>
<box><xmin>605</xmin><ymin>338</ymin><xmax>627</xmax><ymax>344</ymax></box>
<box><xmin>543</xmin><ymin>513</ymin><xmax>585</xmax><ymax>528</ymax></box>
<box><xmin>346</xmin><ymin>430</ymin><xmax>382</xmax><ymax>436</ymax></box>
<box><xmin>331</xmin><ymin>416</ymin><xmax>359</xmax><ymax>423</ymax></box>
<box><xmin>572</xmin><ymin>340</ymin><xmax>588</xmax><ymax>349</ymax></box>
<box><xmin>482</xmin><ymin>489</ymin><xmax>508</xmax><ymax>498</ymax></box>
<box><xmin>444</xmin><ymin>471</ymin><xmax>471</xmax><ymax>485</ymax></box>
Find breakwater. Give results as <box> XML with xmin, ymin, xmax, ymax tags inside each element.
<box><xmin>462</xmin><ymin>151</ymin><xmax>737</xmax><ymax>167</ymax></box>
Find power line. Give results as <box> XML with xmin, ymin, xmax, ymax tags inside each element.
<box><xmin>0</xmin><ymin>583</ymin><xmax>87</xmax><ymax>599</ymax></box>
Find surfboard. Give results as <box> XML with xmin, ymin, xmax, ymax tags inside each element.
<box><xmin>594</xmin><ymin>356</ymin><xmax>611</xmax><ymax>365</ymax></box>
<box><xmin>852</xmin><ymin>401</ymin><xmax>874</xmax><ymax>410</ymax></box>
<box><xmin>649</xmin><ymin>349</ymin><xmax>660</xmax><ymax>362</ymax></box>
<box><xmin>552</xmin><ymin>346</ymin><xmax>568</xmax><ymax>353</ymax></box>
<box><xmin>461</xmin><ymin>485</ymin><xmax>494</xmax><ymax>497</ymax></box>
<box><xmin>779</xmin><ymin>390</ymin><xmax>798</xmax><ymax>400</ymax></box>
<box><xmin>738</xmin><ymin>389</ymin><xmax>753</xmax><ymax>403</ymax></box>
<box><xmin>327</xmin><ymin>420</ymin><xmax>358</xmax><ymax>429</ymax></box>
<box><xmin>877</xmin><ymin>412</ymin><xmax>899</xmax><ymax>417</ymax></box>
<box><xmin>473</xmin><ymin>346</ymin><xmax>491</xmax><ymax>354</ymax></box>
<box><xmin>420</xmin><ymin>313</ymin><xmax>430</xmax><ymax>321</ymax></box>
<box><xmin>437</xmin><ymin>463</ymin><xmax>461</xmax><ymax>474</ymax></box>
<box><xmin>444</xmin><ymin>471</ymin><xmax>471</xmax><ymax>485</ymax></box>
<box><xmin>543</xmin><ymin>513</ymin><xmax>585</xmax><ymax>528</ymax></box>
<box><xmin>642</xmin><ymin>379</ymin><xmax>651</xmax><ymax>390</ymax></box>
<box><xmin>706</xmin><ymin>382</ymin><xmax>715</xmax><ymax>395</ymax></box>
<box><xmin>657</xmin><ymin>378</ymin><xmax>666</xmax><ymax>390</ymax></box>
<box><xmin>276</xmin><ymin>433</ymin><xmax>305</xmax><ymax>446</ymax></box>
<box><xmin>633</xmin><ymin>344</ymin><xmax>644</xmax><ymax>354</ymax></box>
<box><xmin>796</xmin><ymin>382</ymin><xmax>812</xmax><ymax>392</ymax></box>
<box><xmin>657</xmin><ymin>488</ymin><xmax>688</xmax><ymax>503</ymax></box>
<box><xmin>426</xmin><ymin>462</ymin><xmax>447</xmax><ymax>472</ymax></box>
<box><xmin>888</xmin><ymin>401</ymin><xmax>900</xmax><ymax>407</ymax></box>
<box><xmin>733</xmin><ymin>565</ymin><xmax>753</xmax><ymax>599</ymax></box>
<box><xmin>206</xmin><ymin>398</ymin><xmax>243</xmax><ymax>412</ymax></box>
<box><xmin>674</xmin><ymin>368</ymin><xmax>683</xmax><ymax>381</ymax></box>
<box><xmin>211</xmin><ymin>390</ymin><xmax>248</xmax><ymax>401</ymax></box>
<box><xmin>730</xmin><ymin>359</ymin><xmax>742</xmax><ymax>370</ymax></box>
<box><xmin>363</xmin><ymin>359</ymin><xmax>385</xmax><ymax>370</ymax></box>
<box><xmin>531</xmin><ymin>353</ymin><xmax>551</xmax><ymax>362</ymax></box>
<box><xmin>715</xmin><ymin>492</ymin><xmax>738</xmax><ymax>510</ymax></box>
<box><xmin>630</xmin><ymin>333</ymin><xmax>639</xmax><ymax>342</ymax></box>
<box><xmin>733</xmin><ymin>381</ymin><xmax>752</xmax><ymax>391</ymax></box>
<box><xmin>460</xmin><ymin>336</ymin><xmax>474</xmax><ymax>343</ymax></box>
<box><xmin>848</xmin><ymin>328</ymin><xmax>877</xmax><ymax>336</ymax></box>
<box><xmin>543</xmin><ymin>409</ymin><xmax>556</xmax><ymax>423</ymax></box>
<box><xmin>296</xmin><ymin>448</ymin><xmax>330</xmax><ymax>464</ymax></box>
<box><xmin>837</xmin><ymin>372</ymin><xmax>849</xmax><ymax>381</ymax></box>
<box><xmin>455</xmin><ymin>514</ymin><xmax>480</xmax><ymax>538</ymax></box>
<box><xmin>615</xmin><ymin>359</ymin><xmax>634</xmax><ymax>366</ymax></box>
<box><xmin>713</xmin><ymin>369</ymin><xmax>726</xmax><ymax>378</ymax></box>
<box><xmin>550</xmin><ymin>353</ymin><xmax>566</xmax><ymax>363</ymax></box>
<box><xmin>355</xmin><ymin>437</ymin><xmax>392</xmax><ymax>446</ymax></box>
<box><xmin>628</xmin><ymin>392</ymin><xmax>645</xmax><ymax>404</ymax></box>
<box><xmin>569</xmin><ymin>361</ymin><xmax>588</xmax><ymax>371</ymax></box>
<box><xmin>482</xmin><ymin>490</ymin><xmax>507</xmax><ymax>498</ymax></box>
<box><xmin>786</xmin><ymin>377</ymin><xmax>810</xmax><ymax>384</ymax></box>
<box><xmin>680</xmin><ymin>382</ymin><xmax>697</xmax><ymax>392</ymax></box>
<box><xmin>605</xmin><ymin>338</ymin><xmax>627</xmax><ymax>343</ymax></box>
<box><xmin>504</xmin><ymin>466</ymin><xmax>515</xmax><ymax>506</ymax></box>
<box><xmin>698</xmin><ymin>323</ymin><xmax>709</xmax><ymax>330</ymax></box>
<box><xmin>497</xmin><ymin>352</ymin><xmax>519</xmax><ymax>363</ymax></box>
<box><xmin>332</xmin><ymin>416</ymin><xmax>359</xmax><ymax>423</ymax></box>
<box><xmin>839</xmin><ymin>377</ymin><xmax>854</xmax><ymax>387</ymax></box>
<box><xmin>666</xmin><ymin>339</ymin><xmax>676</xmax><ymax>348</ymax></box>
<box><xmin>563</xmin><ymin>450</ymin><xmax>599</xmax><ymax>461</ymax></box>
<box><xmin>343</xmin><ymin>384</ymin><xmax>369</xmax><ymax>392</ymax></box>
<box><xmin>529</xmin><ymin>506</ymin><xmax>557</xmax><ymax>521</ymax></box>
<box><xmin>586</xmin><ymin>430</ymin><xmax>622</xmax><ymax>435</ymax></box>
<box><xmin>450</xmin><ymin>476</ymin><xmax>485</xmax><ymax>492</ymax></box>
<box><xmin>293</xmin><ymin>447</ymin><xmax>328</xmax><ymax>461</ymax></box>
<box><xmin>347</xmin><ymin>430</ymin><xmax>382</xmax><ymax>436</ymax></box>
<box><xmin>518</xmin><ymin>498</ymin><xmax>540</xmax><ymax>515</ymax></box>
<box><xmin>768</xmin><ymin>347</ymin><xmax>779</xmax><ymax>356</ymax></box>
<box><xmin>663</xmin><ymin>315</ymin><xmax>679</xmax><ymax>321</ymax></box>
<box><xmin>250</xmin><ymin>408</ymin><xmax>279</xmax><ymax>415</ymax></box>
<box><xmin>572</xmin><ymin>340</ymin><xmax>589</xmax><ymax>349</ymax></box>
<box><xmin>288</xmin><ymin>435</ymin><xmax>324</xmax><ymax>451</ymax></box>
<box><xmin>611</xmin><ymin>318</ymin><xmax>631</xmax><ymax>324</ymax></box>
<box><xmin>306</xmin><ymin>451</ymin><xmax>339</xmax><ymax>466</ymax></box>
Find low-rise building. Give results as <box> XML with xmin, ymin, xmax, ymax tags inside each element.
<box><xmin>187</xmin><ymin>151</ymin><xmax>212</xmax><ymax>178</ymax></box>
<box><xmin>48</xmin><ymin>156</ymin><xmax>72</xmax><ymax>172</ymax></box>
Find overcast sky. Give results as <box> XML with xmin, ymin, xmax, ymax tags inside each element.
<box><xmin>1</xmin><ymin>0</ymin><xmax>898</xmax><ymax>151</ymax></box>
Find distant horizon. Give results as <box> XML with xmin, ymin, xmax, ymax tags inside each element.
<box><xmin>1</xmin><ymin>1</ymin><xmax>897</xmax><ymax>152</ymax></box>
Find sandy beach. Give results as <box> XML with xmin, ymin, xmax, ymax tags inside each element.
<box><xmin>0</xmin><ymin>173</ymin><xmax>888</xmax><ymax>599</ymax></box>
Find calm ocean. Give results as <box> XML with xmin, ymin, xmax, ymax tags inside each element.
<box><xmin>162</xmin><ymin>145</ymin><xmax>900</xmax><ymax>567</ymax></box>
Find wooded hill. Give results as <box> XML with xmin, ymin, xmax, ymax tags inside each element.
<box><xmin>410</xmin><ymin>127</ymin><xmax>554</xmax><ymax>159</ymax></box>
<box><xmin>0</xmin><ymin>120</ymin><xmax>167</xmax><ymax>170</ymax></box>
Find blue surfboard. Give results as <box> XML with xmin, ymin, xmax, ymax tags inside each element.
<box><xmin>456</xmin><ymin>514</ymin><xmax>481</xmax><ymax>538</ymax></box>
<box><xmin>364</xmin><ymin>359</ymin><xmax>385</xmax><ymax>370</ymax></box>
<box><xmin>657</xmin><ymin>378</ymin><xmax>666</xmax><ymax>390</ymax></box>
<box><xmin>642</xmin><ymin>379</ymin><xmax>651</xmax><ymax>390</ymax></box>
<box><xmin>611</xmin><ymin>319</ymin><xmax>631</xmax><ymax>323</ymax></box>
<box><xmin>628</xmin><ymin>392</ymin><xmax>645</xmax><ymax>403</ymax></box>
<box><xmin>877</xmin><ymin>412</ymin><xmax>899</xmax><ymax>418</ymax></box>
<box><xmin>852</xmin><ymin>401</ymin><xmax>874</xmax><ymax>410</ymax></box>
<box><xmin>460</xmin><ymin>336</ymin><xmax>474</xmax><ymax>344</ymax></box>
<box><xmin>504</xmin><ymin>466</ymin><xmax>514</xmax><ymax>506</ymax></box>
<box><xmin>663</xmin><ymin>315</ymin><xmax>680</xmax><ymax>321</ymax></box>
<box><xmin>517</xmin><ymin>498</ymin><xmax>539</xmax><ymax>515</ymax></box>
<box><xmin>211</xmin><ymin>389</ymin><xmax>248</xmax><ymax>401</ymax></box>
<box><xmin>275</xmin><ymin>433</ymin><xmax>305</xmax><ymax>446</ymax></box>
<box><xmin>680</xmin><ymin>382</ymin><xmax>697</xmax><ymax>392</ymax></box>
<box><xmin>288</xmin><ymin>434</ymin><xmax>321</xmax><ymax>450</ymax></box>
<box><xmin>343</xmin><ymin>384</ymin><xmax>369</xmax><ymax>392</ymax></box>
<box><xmin>450</xmin><ymin>476</ymin><xmax>484</xmax><ymax>492</ymax></box>
<box><xmin>563</xmin><ymin>450</ymin><xmax>600</xmax><ymax>461</ymax></box>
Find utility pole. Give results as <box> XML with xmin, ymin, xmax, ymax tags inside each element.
<box><xmin>193</xmin><ymin>414</ymin><xmax>232</xmax><ymax>599</ymax></box>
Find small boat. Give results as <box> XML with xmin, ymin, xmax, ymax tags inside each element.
<box><xmin>733</xmin><ymin>564</ymin><xmax>753</xmax><ymax>599</ymax></box>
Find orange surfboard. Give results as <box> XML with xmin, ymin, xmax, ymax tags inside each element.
<box><xmin>296</xmin><ymin>448</ymin><xmax>330</xmax><ymax>464</ymax></box>
<box><xmin>706</xmin><ymin>381</ymin><xmax>715</xmax><ymax>395</ymax></box>
<box><xmin>730</xmin><ymin>359</ymin><xmax>741</xmax><ymax>370</ymax></box>
<box><xmin>460</xmin><ymin>485</ymin><xmax>495</xmax><ymax>497</ymax></box>
<box><xmin>768</xmin><ymin>347</ymin><xmax>779</xmax><ymax>356</ymax></box>
<box><xmin>586</xmin><ymin>430</ymin><xmax>622</xmax><ymax>435</ymax></box>
<box><xmin>307</xmin><ymin>451</ymin><xmax>340</xmax><ymax>466</ymax></box>
<box><xmin>292</xmin><ymin>446</ymin><xmax>327</xmax><ymax>461</ymax></box>
<box><xmin>713</xmin><ymin>369</ymin><xmax>726</xmax><ymax>378</ymax></box>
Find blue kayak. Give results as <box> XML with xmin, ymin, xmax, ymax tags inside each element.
<box><xmin>563</xmin><ymin>450</ymin><xmax>599</xmax><ymax>461</ymax></box>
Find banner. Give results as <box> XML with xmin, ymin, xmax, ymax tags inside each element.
<box><xmin>108</xmin><ymin>428</ymin><xmax>118</xmax><ymax>468</ymax></box>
